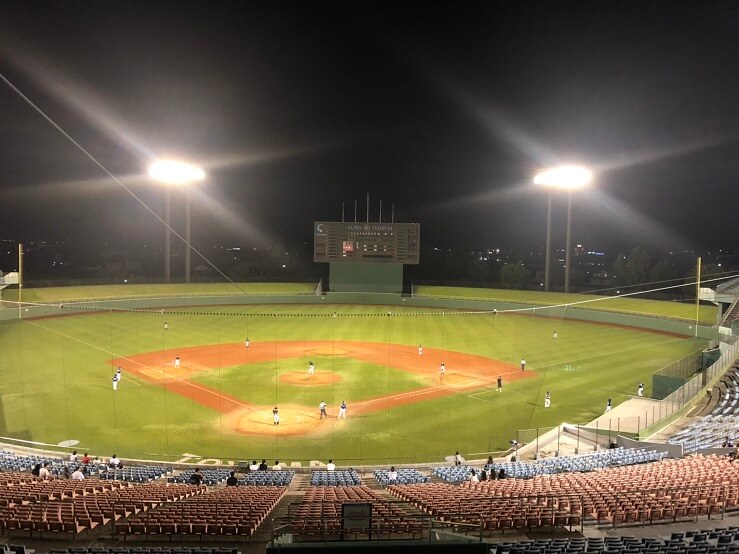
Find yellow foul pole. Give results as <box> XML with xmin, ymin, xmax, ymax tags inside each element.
<box><xmin>694</xmin><ymin>256</ymin><xmax>701</xmax><ymax>338</ymax></box>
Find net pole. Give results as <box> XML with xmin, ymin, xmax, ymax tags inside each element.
<box><xmin>18</xmin><ymin>243</ymin><xmax>23</xmax><ymax>319</ymax></box>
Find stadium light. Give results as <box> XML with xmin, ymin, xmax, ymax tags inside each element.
<box><xmin>534</xmin><ymin>165</ymin><xmax>592</xmax><ymax>293</ymax></box>
<box><xmin>149</xmin><ymin>160</ymin><xmax>205</xmax><ymax>283</ymax></box>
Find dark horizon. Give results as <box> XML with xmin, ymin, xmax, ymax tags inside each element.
<box><xmin>1</xmin><ymin>1</ymin><xmax>738</xmax><ymax>259</ymax></box>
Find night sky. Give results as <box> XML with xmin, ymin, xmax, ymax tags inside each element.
<box><xmin>0</xmin><ymin>1</ymin><xmax>738</xmax><ymax>254</ymax></box>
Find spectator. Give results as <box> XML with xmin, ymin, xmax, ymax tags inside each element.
<box><xmin>486</xmin><ymin>455</ymin><xmax>494</xmax><ymax>466</ymax></box>
<box><xmin>272</xmin><ymin>460</ymin><xmax>282</xmax><ymax>471</ymax></box>
<box><xmin>249</xmin><ymin>460</ymin><xmax>259</xmax><ymax>471</ymax></box>
<box><xmin>71</xmin><ymin>467</ymin><xmax>85</xmax><ymax>481</ymax></box>
<box><xmin>31</xmin><ymin>463</ymin><xmax>41</xmax><ymax>477</ymax></box>
<box><xmin>723</xmin><ymin>436</ymin><xmax>734</xmax><ymax>448</ymax></box>
<box><xmin>226</xmin><ymin>471</ymin><xmax>238</xmax><ymax>486</ymax></box>
<box><xmin>69</xmin><ymin>450</ymin><xmax>78</xmax><ymax>463</ymax></box>
<box><xmin>454</xmin><ymin>451</ymin><xmax>462</xmax><ymax>466</ymax></box>
<box><xmin>326</xmin><ymin>459</ymin><xmax>336</xmax><ymax>471</ymax></box>
<box><xmin>469</xmin><ymin>468</ymin><xmax>479</xmax><ymax>483</ymax></box>
<box><xmin>498</xmin><ymin>468</ymin><xmax>506</xmax><ymax>480</ymax></box>
<box><xmin>388</xmin><ymin>466</ymin><xmax>398</xmax><ymax>484</ymax></box>
<box><xmin>39</xmin><ymin>463</ymin><xmax>52</xmax><ymax>480</ymax></box>
<box><xmin>190</xmin><ymin>468</ymin><xmax>204</xmax><ymax>486</ymax></box>
<box><xmin>81</xmin><ymin>452</ymin><xmax>91</xmax><ymax>465</ymax></box>
<box><xmin>259</xmin><ymin>459</ymin><xmax>268</xmax><ymax>471</ymax></box>
<box><xmin>480</xmin><ymin>469</ymin><xmax>488</xmax><ymax>481</ymax></box>
<box><xmin>62</xmin><ymin>466</ymin><xmax>71</xmax><ymax>479</ymax></box>
<box><xmin>109</xmin><ymin>454</ymin><xmax>121</xmax><ymax>468</ymax></box>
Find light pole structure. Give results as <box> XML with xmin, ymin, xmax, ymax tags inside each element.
<box><xmin>149</xmin><ymin>160</ymin><xmax>206</xmax><ymax>283</ymax></box>
<box><xmin>534</xmin><ymin>165</ymin><xmax>592</xmax><ymax>293</ymax></box>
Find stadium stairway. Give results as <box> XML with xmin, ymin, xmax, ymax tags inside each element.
<box><xmin>249</xmin><ymin>473</ymin><xmax>309</xmax><ymax>544</ymax></box>
<box><xmin>694</xmin><ymin>383</ymin><xmax>724</xmax><ymax>417</ymax></box>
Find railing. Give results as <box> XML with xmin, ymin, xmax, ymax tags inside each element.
<box><xmin>269</xmin><ymin>510</ymin><xmax>485</xmax><ymax>545</ymax></box>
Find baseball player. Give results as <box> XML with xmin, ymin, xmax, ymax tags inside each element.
<box><xmin>338</xmin><ymin>400</ymin><xmax>347</xmax><ymax>419</ymax></box>
<box><xmin>319</xmin><ymin>401</ymin><xmax>327</xmax><ymax>419</ymax></box>
<box><xmin>112</xmin><ymin>375</ymin><xmax>119</xmax><ymax>391</ymax></box>
<box><xmin>245</xmin><ymin>337</ymin><xmax>250</xmax><ymax>348</ymax></box>
<box><xmin>273</xmin><ymin>406</ymin><xmax>280</xmax><ymax>426</ymax></box>
<box><xmin>164</xmin><ymin>322</ymin><xmax>168</xmax><ymax>331</ymax></box>
<box><xmin>174</xmin><ymin>356</ymin><xmax>180</xmax><ymax>368</ymax></box>
<box><xmin>440</xmin><ymin>362</ymin><xmax>446</xmax><ymax>377</ymax></box>
<box><xmin>544</xmin><ymin>391</ymin><xmax>551</xmax><ymax>408</ymax></box>
<box><xmin>116</xmin><ymin>366</ymin><xmax>122</xmax><ymax>382</ymax></box>
<box><xmin>308</xmin><ymin>361</ymin><xmax>315</xmax><ymax>376</ymax></box>
<box><xmin>520</xmin><ymin>357</ymin><xmax>526</xmax><ymax>371</ymax></box>
<box><xmin>497</xmin><ymin>376</ymin><xmax>503</xmax><ymax>392</ymax></box>
<box><xmin>638</xmin><ymin>383</ymin><xmax>644</xmax><ymax>397</ymax></box>
<box><xmin>418</xmin><ymin>344</ymin><xmax>423</xmax><ymax>356</ymax></box>
<box><xmin>605</xmin><ymin>398</ymin><xmax>612</xmax><ymax>413</ymax></box>
<box><xmin>552</xmin><ymin>330</ymin><xmax>558</xmax><ymax>341</ymax></box>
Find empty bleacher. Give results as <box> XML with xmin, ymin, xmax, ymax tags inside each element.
<box><xmin>287</xmin><ymin>485</ymin><xmax>424</xmax><ymax>540</ymax></box>
<box><xmin>432</xmin><ymin>448</ymin><xmax>667</xmax><ymax>482</ymax></box>
<box><xmin>374</xmin><ymin>468</ymin><xmax>429</xmax><ymax>486</ymax></box>
<box><xmin>489</xmin><ymin>527</ymin><xmax>739</xmax><ymax>553</ymax></box>
<box><xmin>670</xmin><ymin>363</ymin><xmax>739</xmax><ymax>453</ymax></box>
<box><xmin>310</xmin><ymin>469</ymin><xmax>361</xmax><ymax>486</ymax></box>
<box><xmin>391</xmin><ymin>455</ymin><xmax>739</xmax><ymax>532</ymax></box>
<box><xmin>116</xmin><ymin>485</ymin><xmax>286</xmax><ymax>540</ymax></box>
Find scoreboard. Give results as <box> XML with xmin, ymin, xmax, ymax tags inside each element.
<box><xmin>313</xmin><ymin>222</ymin><xmax>420</xmax><ymax>264</ymax></box>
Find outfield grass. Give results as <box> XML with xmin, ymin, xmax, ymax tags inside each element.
<box><xmin>0</xmin><ymin>282</ymin><xmax>316</xmax><ymax>303</ymax></box>
<box><xmin>0</xmin><ymin>302</ymin><xmax>707</xmax><ymax>464</ymax></box>
<box><xmin>417</xmin><ymin>285</ymin><xmax>716</xmax><ymax>324</ymax></box>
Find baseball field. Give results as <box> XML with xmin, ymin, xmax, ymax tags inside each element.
<box><xmin>0</xmin><ymin>285</ymin><xmax>712</xmax><ymax>464</ymax></box>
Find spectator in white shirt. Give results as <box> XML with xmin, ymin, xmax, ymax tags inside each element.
<box><xmin>469</xmin><ymin>468</ymin><xmax>479</xmax><ymax>483</ymax></box>
<box><xmin>39</xmin><ymin>463</ymin><xmax>52</xmax><ymax>480</ymax></box>
<box><xmin>109</xmin><ymin>454</ymin><xmax>121</xmax><ymax>467</ymax></box>
<box><xmin>71</xmin><ymin>467</ymin><xmax>85</xmax><ymax>480</ymax></box>
<box><xmin>326</xmin><ymin>459</ymin><xmax>336</xmax><ymax>471</ymax></box>
<box><xmin>388</xmin><ymin>467</ymin><xmax>398</xmax><ymax>484</ymax></box>
<box><xmin>272</xmin><ymin>460</ymin><xmax>282</xmax><ymax>471</ymax></box>
<box><xmin>69</xmin><ymin>450</ymin><xmax>78</xmax><ymax>463</ymax></box>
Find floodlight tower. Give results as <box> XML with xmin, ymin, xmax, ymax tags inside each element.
<box><xmin>149</xmin><ymin>160</ymin><xmax>206</xmax><ymax>283</ymax></box>
<box><xmin>534</xmin><ymin>165</ymin><xmax>592</xmax><ymax>293</ymax></box>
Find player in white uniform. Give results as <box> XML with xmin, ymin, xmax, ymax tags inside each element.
<box><xmin>520</xmin><ymin>357</ymin><xmax>526</xmax><ymax>371</ymax></box>
<box><xmin>272</xmin><ymin>407</ymin><xmax>280</xmax><ymax>426</ymax></box>
<box><xmin>605</xmin><ymin>398</ymin><xmax>612</xmax><ymax>413</ymax></box>
<box><xmin>112</xmin><ymin>375</ymin><xmax>119</xmax><ymax>391</ymax></box>
<box><xmin>552</xmin><ymin>330</ymin><xmax>558</xmax><ymax>341</ymax></box>
<box><xmin>308</xmin><ymin>361</ymin><xmax>315</xmax><ymax>376</ymax></box>
<box><xmin>116</xmin><ymin>367</ymin><xmax>122</xmax><ymax>382</ymax></box>
<box><xmin>174</xmin><ymin>356</ymin><xmax>180</xmax><ymax>368</ymax></box>
<box><xmin>637</xmin><ymin>383</ymin><xmax>644</xmax><ymax>397</ymax></box>
<box><xmin>338</xmin><ymin>400</ymin><xmax>347</xmax><ymax>419</ymax></box>
<box><xmin>418</xmin><ymin>344</ymin><xmax>423</xmax><ymax>356</ymax></box>
<box><xmin>164</xmin><ymin>322</ymin><xmax>168</xmax><ymax>331</ymax></box>
<box><xmin>544</xmin><ymin>391</ymin><xmax>551</xmax><ymax>408</ymax></box>
<box><xmin>440</xmin><ymin>362</ymin><xmax>446</xmax><ymax>376</ymax></box>
<box><xmin>319</xmin><ymin>401</ymin><xmax>327</xmax><ymax>419</ymax></box>
<box><xmin>245</xmin><ymin>337</ymin><xmax>250</xmax><ymax>348</ymax></box>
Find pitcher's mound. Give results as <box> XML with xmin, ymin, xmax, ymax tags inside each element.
<box><xmin>279</xmin><ymin>372</ymin><xmax>341</xmax><ymax>386</ymax></box>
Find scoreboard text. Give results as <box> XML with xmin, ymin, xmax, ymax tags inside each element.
<box><xmin>313</xmin><ymin>222</ymin><xmax>420</xmax><ymax>264</ymax></box>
